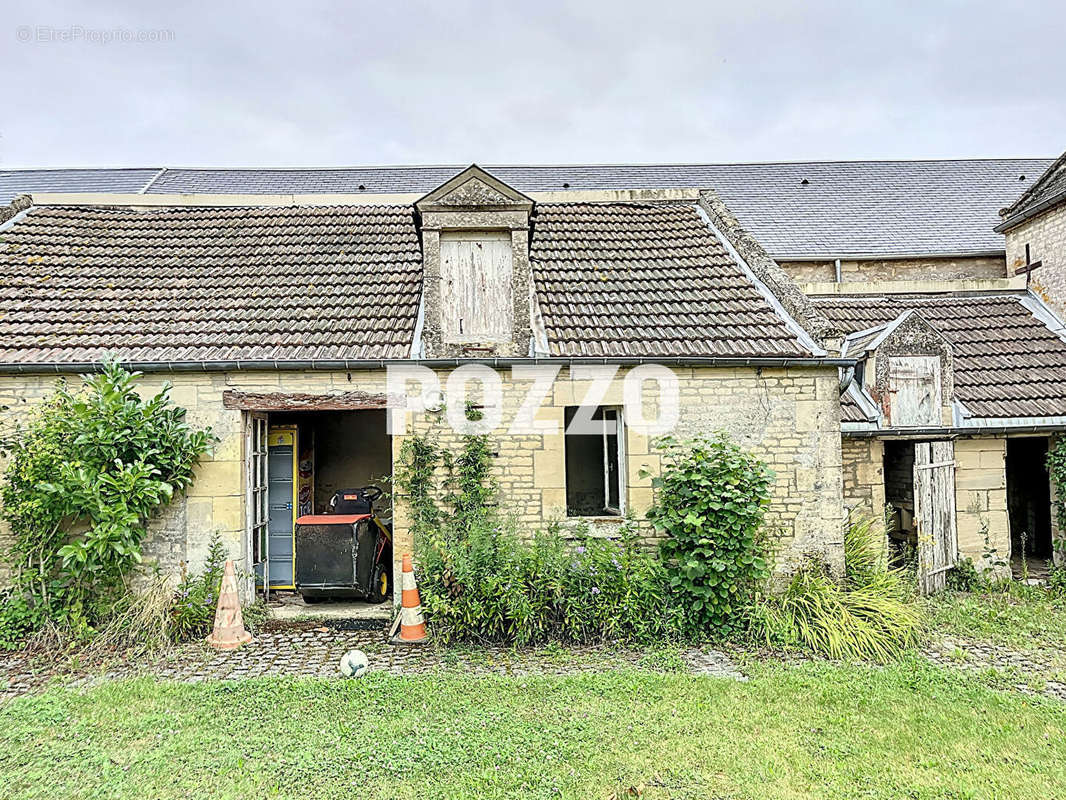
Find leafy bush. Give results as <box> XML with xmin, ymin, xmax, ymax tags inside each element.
<box><xmin>418</xmin><ymin>518</ymin><xmax>679</xmax><ymax>645</ymax></box>
<box><xmin>0</xmin><ymin>361</ymin><xmax>214</xmax><ymax>635</ymax></box>
<box><xmin>753</xmin><ymin>516</ymin><xmax>923</xmax><ymax>661</ymax></box>
<box><xmin>646</xmin><ymin>433</ymin><xmax>773</xmax><ymax>637</ymax></box>
<box><xmin>946</xmin><ymin>557</ymin><xmax>980</xmax><ymax>592</ymax></box>
<box><xmin>1046</xmin><ymin>562</ymin><xmax>1066</xmax><ymax>598</ymax></box>
<box><xmin>0</xmin><ymin>591</ymin><xmax>51</xmax><ymax>651</ymax></box>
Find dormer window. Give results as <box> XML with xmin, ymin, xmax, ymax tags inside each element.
<box><xmin>415</xmin><ymin>166</ymin><xmax>534</xmax><ymax>358</ymax></box>
<box><xmin>439</xmin><ymin>230</ymin><xmax>513</xmax><ymax>343</ymax></box>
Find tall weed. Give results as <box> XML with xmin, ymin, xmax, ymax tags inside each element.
<box><xmin>753</xmin><ymin>516</ymin><xmax>922</xmax><ymax>661</ymax></box>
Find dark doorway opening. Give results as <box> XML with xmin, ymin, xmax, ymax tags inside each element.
<box><xmin>883</xmin><ymin>440</ymin><xmax>916</xmax><ymax>562</ymax></box>
<box><xmin>1006</xmin><ymin>437</ymin><xmax>1052</xmax><ymax>563</ymax></box>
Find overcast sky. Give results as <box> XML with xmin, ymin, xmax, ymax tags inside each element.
<box><xmin>3</xmin><ymin>0</ymin><xmax>1064</xmax><ymax>168</ymax></box>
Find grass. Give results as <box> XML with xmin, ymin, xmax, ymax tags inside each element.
<box><xmin>1</xmin><ymin>660</ymin><xmax>1065</xmax><ymax>799</ymax></box>
<box><xmin>924</xmin><ymin>583</ymin><xmax>1066</xmax><ymax>651</ymax></box>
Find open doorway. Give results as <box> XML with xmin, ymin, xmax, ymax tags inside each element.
<box><xmin>1006</xmin><ymin>437</ymin><xmax>1052</xmax><ymax>577</ymax></box>
<box><xmin>248</xmin><ymin>408</ymin><xmax>393</xmax><ymax>613</ymax></box>
<box><xmin>883</xmin><ymin>440</ymin><xmax>916</xmax><ymax>562</ymax></box>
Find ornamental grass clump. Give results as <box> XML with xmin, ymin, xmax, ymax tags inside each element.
<box><xmin>753</xmin><ymin>515</ymin><xmax>923</xmax><ymax>661</ymax></box>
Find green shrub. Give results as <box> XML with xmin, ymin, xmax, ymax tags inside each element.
<box><xmin>753</xmin><ymin>517</ymin><xmax>922</xmax><ymax>661</ymax></box>
<box><xmin>0</xmin><ymin>361</ymin><xmax>214</xmax><ymax>633</ymax></box>
<box><xmin>0</xmin><ymin>592</ymin><xmax>50</xmax><ymax>651</ymax></box>
<box><xmin>1047</xmin><ymin>562</ymin><xmax>1066</xmax><ymax>598</ymax></box>
<box><xmin>646</xmin><ymin>433</ymin><xmax>773</xmax><ymax>637</ymax></box>
<box><xmin>946</xmin><ymin>557</ymin><xmax>981</xmax><ymax>592</ymax></box>
<box><xmin>418</xmin><ymin>517</ymin><xmax>679</xmax><ymax>645</ymax></box>
<box><xmin>396</xmin><ymin>425</ymin><xmax>679</xmax><ymax>645</ymax></box>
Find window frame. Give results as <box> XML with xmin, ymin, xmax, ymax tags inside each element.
<box><xmin>563</xmin><ymin>405</ymin><xmax>626</xmax><ymax>518</ymax></box>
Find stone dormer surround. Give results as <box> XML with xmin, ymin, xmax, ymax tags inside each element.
<box><xmin>867</xmin><ymin>312</ymin><xmax>954</xmax><ymax>427</ymax></box>
<box><xmin>414</xmin><ymin>166</ymin><xmax>534</xmax><ymax>358</ymax></box>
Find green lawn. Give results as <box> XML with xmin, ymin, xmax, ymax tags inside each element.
<box><xmin>1</xmin><ymin>660</ymin><xmax>1064</xmax><ymax>799</ymax></box>
<box><xmin>925</xmin><ymin>585</ymin><xmax>1066</xmax><ymax>651</ymax></box>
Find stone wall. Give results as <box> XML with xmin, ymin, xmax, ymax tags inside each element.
<box><xmin>779</xmin><ymin>256</ymin><xmax>1007</xmax><ymax>285</ymax></box>
<box><xmin>399</xmin><ymin>365</ymin><xmax>846</xmax><ymax>576</ymax></box>
<box><xmin>0</xmin><ymin>363</ymin><xmax>846</xmax><ymax>590</ymax></box>
<box><xmin>1006</xmin><ymin>206</ymin><xmax>1066</xmax><ymax>320</ymax></box>
<box><xmin>841</xmin><ymin>437</ymin><xmax>885</xmax><ymax>521</ymax></box>
<box><xmin>954</xmin><ymin>437</ymin><xmax>1010</xmax><ymax>572</ymax></box>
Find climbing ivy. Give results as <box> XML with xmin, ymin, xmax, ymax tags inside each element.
<box><xmin>1047</xmin><ymin>437</ymin><xmax>1066</xmax><ymax>545</ymax></box>
<box><xmin>392</xmin><ymin>404</ymin><xmax>496</xmax><ymax>538</ymax></box>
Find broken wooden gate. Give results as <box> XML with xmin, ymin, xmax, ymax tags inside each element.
<box><xmin>913</xmin><ymin>440</ymin><xmax>958</xmax><ymax>594</ymax></box>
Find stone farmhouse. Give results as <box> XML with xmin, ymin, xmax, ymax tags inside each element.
<box><xmin>0</xmin><ymin>154</ymin><xmax>1063</xmax><ymax>598</ymax></box>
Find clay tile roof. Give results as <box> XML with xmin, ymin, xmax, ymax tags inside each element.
<box><xmin>0</xmin><ymin>204</ymin><xmax>422</xmax><ymax>363</ymax></box>
<box><xmin>812</xmin><ymin>293</ymin><xmax>1066</xmax><ymax>419</ymax></box>
<box><xmin>530</xmin><ymin>202</ymin><xmax>812</xmax><ymax>358</ymax></box>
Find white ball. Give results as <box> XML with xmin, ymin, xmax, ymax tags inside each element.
<box><xmin>339</xmin><ymin>649</ymin><xmax>370</xmax><ymax>678</ymax></box>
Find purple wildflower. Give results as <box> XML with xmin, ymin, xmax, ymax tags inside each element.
<box><xmin>575</xmin><ymin>546</ymin><xmax>586</xmax><ymax>555</ymax></box>
<box><xmin>590</xmin><ymin>586</ymin><xmax>601</xmax><ymax>595</ymax></box>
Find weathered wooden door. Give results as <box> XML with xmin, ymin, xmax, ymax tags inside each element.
<box><xmin>913</xmin><ymin>440</ymin><xmax>958</xmax><ymax>594</ymax></box>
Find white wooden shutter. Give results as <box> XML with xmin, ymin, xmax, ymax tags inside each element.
<box><xmin>887</xmin><ymin>356</ymin><xmax>941</xmax><ymax>426</ymax></box>
<box><xmin>440</xmin><ymin>231</ymin><xmax>513</xmax><ymax>342</ymax></box>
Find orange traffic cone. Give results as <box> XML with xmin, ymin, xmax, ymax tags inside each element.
<box><xmin>205</xmin><ymin>560</ymin><xmax>254</xmax><ymax>649</ymax></box>
<box><xmin>394</xmin><ymin>554</ymin><xmax>427</xmax><ymax>644</ymax></box>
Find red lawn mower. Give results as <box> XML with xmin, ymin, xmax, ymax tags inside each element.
<box><xmin>294</xmin><ymin>486</ymin><xmax>393</xmax><ymax>603</ymax></box>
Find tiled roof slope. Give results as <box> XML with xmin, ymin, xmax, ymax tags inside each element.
<box><xmin>0</xmin><ymin>205</ymin><xmax>422</xmax><ymax>363</ymax></box>
<box><xmin>998</xmin><ymin>150</ymin><xmax>1066</xmax><ymax>229</ymax></box>
<box><xmin>840</xmin><ymin>389</ymin><xmax>873</xmax><ymax>423</ymax></box>
<box><xmin>811</xmin><ymin>293</ymin><xmax>1066</xmax><ymax>419</ymax></box>
<box><xmin>0</xmin><ymin>168</ymin><xmax>162</xmax><ymax>204</ymax></box>
<box><xmin>0</xmin><ymin>159</ymin><xmax>1051</xmax><ymax>259</ymax></box>
<box><xmin>530</xmin><ymin>203</ymin><xmax>812</xmax><ymax>357</ymax></box>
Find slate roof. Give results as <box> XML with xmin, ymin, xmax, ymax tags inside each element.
<box><xmin>0</xmin><ymin>158</ymin><xmax>1051</xmax><ymax>259</ymax></box>
<box><xmin>529</xmin><ymin>203</ymin><xmax>811</xmax><ymax>357</ymax></box>
<box><xmin>0</xmin><ymin>168</ymin><xmax>162</xmax><ymax>203</ymax></box>
<box><xmin>811</xmin><ymin>293</ymin><xmax>1066</xmax><ymax>419</ymax></box>
<box><xmin>0</xmin><ymin>205</ymin><xmax>423</xmax><ymax>363</ymax></box>
<box><xmin>997</xmin><ymin>150</ymin><xmax>1066</xmax><ymax>230</ymax></box>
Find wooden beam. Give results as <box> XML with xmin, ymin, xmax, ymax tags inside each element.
<box><xmin>222</xmin><ymin>389</ymin><xmax>388</xmax><ymax>411</ymax></box>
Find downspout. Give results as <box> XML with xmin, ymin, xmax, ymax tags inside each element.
<box><xmin>838</xmin><ymin>365</ymin><xmax>855</xmax><ymax>394</ymax></box>
<box><xmin>834</xmin><ymin>258</ymin><xmax>842</xmax><ymax>283</ymax></box>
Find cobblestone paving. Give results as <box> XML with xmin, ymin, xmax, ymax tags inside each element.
<box><xmin>5</xmin><ymin>623</ymin><xmax>1065</xmax><ymax>701</ymax></box>
<box><xmin>923</xmin><ymin>636</ymin><xmax>1066</xmax><ymax>700</ymax></box>
<box><xmin>0</xmin><ymin>622</ymin><xmax>747</xmax><ymax>699</ymax></box>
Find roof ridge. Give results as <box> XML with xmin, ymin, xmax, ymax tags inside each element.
<box><xmin>0</xmin><ymin>156</ymin><xmax>1053</xmax><ymax>173</ymax></box>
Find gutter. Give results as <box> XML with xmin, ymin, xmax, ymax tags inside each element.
<box><xmin>844</xmin><ymin>423</ymin><xmax>1066</xmax><ymax>438</ymax></box>
<box><xmin>995</xmin><ymin>189</ymin><xmax>1066</xmax><ymax>232</ymax></box>
<box><xmin>0</xmin><ymin>356</ymin><xmax>856</xmax><ymax>375</ymax></box>
<box><xmin>778</xmin><ymin>250</ymin><xmax>1005</xmax><ymax>262</ymax></box>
